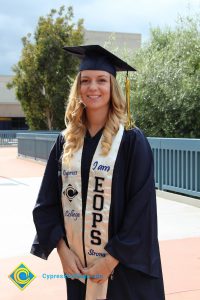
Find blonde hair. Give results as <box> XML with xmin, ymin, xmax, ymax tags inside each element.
<box><xmin>62</xmin><ymin>72</ymin><xmax>126</xmax><ymax>165</ymax></box>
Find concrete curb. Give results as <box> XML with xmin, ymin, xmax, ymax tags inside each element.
<box><xmin>156</xmin><ymin>190</ymin><xmax>200</xmax><ymax>208</ymax></box>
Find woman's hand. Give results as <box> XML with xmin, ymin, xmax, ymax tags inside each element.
<box><xmin>57</xmin><ymin>238</ymin><xmax>83</xmax><ymax>279</ymax></box>
<box><xmin>81</xmin><ymin>254</ymin><xmax>119</xmax><ymax>284</ymax></box>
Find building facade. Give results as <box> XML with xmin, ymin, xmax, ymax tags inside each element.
<box><xmin>0</xmin><ymin>76</ymin><xmax>27</xmax><ymax>130</ymax></box>
<box><xmin>84</xmin><ymin>30</ymin><xmax>141</xmax><ymax>50</ymax></box>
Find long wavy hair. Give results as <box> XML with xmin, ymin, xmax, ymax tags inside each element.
<box><xmin>62</xmin><ymin>72</ymin><xmax>126</xmax><ymax>165</ymax></box>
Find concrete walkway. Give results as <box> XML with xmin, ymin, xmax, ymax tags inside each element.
<box><xmin>0</xmin><ymin>147</ymin><xmax>200</xmax><ymax>299</ymax></box>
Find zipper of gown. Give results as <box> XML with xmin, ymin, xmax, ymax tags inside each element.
<box><xmin>82</xmin><ymin>205</ymin><xmax>88</xmax><ymax>268</ymax></box>
<box><xmin>81</xmin><ymin>177</ymin><xmax>88</xmax><ymax>297</ymax></box>
<box><xmin>81</xmin><ymin>138</ymin><xmax>88</xmax><ymax>272</ymax></box>
<box><xmin>82</xmin><ymin>198</ymin><xmax>88</xmax><ymax>300</ymax></box>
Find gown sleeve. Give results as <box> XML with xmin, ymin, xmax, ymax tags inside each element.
<box><xmin>30</xmin><ymin>132</ymin><xmax>66</xmax><ymax>260</ymax></box>
<box><xmin>105</xmin><ymin>127</ymin><xmax>162</xmax><ymax>278</ymax></box>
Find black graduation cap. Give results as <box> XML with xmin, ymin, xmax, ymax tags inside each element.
<box><xmin>63</xmin><ymin>45</ymin><xmax>136</xmax><ymax>77</ymax></box>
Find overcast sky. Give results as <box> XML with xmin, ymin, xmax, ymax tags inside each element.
<box><xmin>0</xmin><ymin>0</ymin><xmax>199</xmax><ymax>75</ymax></box>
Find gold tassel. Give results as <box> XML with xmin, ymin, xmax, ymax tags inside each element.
<box><xmin>125</xmin><ymin>72</ymin><xmax>134</xmax><ymax>130</ymax></box>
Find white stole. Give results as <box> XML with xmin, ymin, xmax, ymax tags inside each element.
<box><xmin>61</xmin><ymin>124</ymin><xmax>124</xmax><ymax>300</ymax></box>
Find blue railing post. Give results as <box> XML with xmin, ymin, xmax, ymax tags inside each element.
<box><xmin>148</xmin><ymin>137</ymin><xmax>200</xmax><ymax>198</ymax></box>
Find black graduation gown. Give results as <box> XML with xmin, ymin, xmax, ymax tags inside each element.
<box><xmin>31</xmin><ymin>127</ymin><xmax>165</xmax><ymax>300</ymax></box>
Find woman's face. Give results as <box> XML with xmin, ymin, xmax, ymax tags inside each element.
<box><xmin>80</xmin><ymin>70</ymin><xmax>111</xmax><ymax>113</ymax></box>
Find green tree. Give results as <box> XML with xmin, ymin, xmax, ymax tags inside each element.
<box><xmin>131</xmin><ymin>15</ymin><xmax>200</xmax><ymax>137</ymax></box>
<box><xmin>8</xmin><ymin>6</ymin><xmax>84</xmax><ymax>130</ymax></box>
<box><xmin>114</xmin><ymin>14</ymin><xmax>200</xmax><ymax>137</ymax></box>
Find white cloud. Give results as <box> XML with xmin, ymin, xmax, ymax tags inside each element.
<box><xmin>72</xmin><ymin>0</ymin><xmax>200</xmax><ymax>31</ymax></box>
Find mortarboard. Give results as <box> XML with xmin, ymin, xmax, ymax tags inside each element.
<box><xmin>63</xmin><ymin>44</ymin><xmax>136</xmax><ymax>77</ymax></box>
<box><xmin>63</xmin><ymin>45</ymin><xmax>136</xmax><ymax>129</ymax></box>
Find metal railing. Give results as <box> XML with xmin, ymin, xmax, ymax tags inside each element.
<box><xmin>149</xmin><ymin>138</ymin><xmax>200</xmax><ymax>198</ymax></box>
<box><xmin>0</xmin><ymin>130</ymin><xmax>27</xmax><ymax>146</ymax></box>
<box><xmin>17</xmin><ymin>132</ymin><xmax>59</xmax><ymax>161</ymax></box>
<box><xmin>17</xmin><ymin>132</ymin><xmax>200</xmax><ymax>198</ymax></box>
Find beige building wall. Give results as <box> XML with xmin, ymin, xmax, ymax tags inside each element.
<box><xmin>84</xmin><ymin>30</ymin><xmax>141</xmax><ymax>50</ymax></box>
<box><xmin>0</xmin><ymin>103</ymin><xmax>24</xmax><ymax>118</ymax></box>
<box><xmin>0</xmin><ymin>75</ymin><xmax>24</xmax><ymax>117</ymax></box>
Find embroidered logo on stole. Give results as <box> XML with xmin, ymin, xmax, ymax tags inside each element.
<box><xmin>61</xmin><ymin>124</ymin><xmax>124</xmax><ymax>299</ymax></box>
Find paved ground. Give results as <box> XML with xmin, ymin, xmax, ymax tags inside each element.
<box><xmin>0</xmin><ymin>147</ymin><xmax>200</xmax><ymax>300</ymax></box>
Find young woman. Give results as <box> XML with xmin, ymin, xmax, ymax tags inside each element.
<box><xmin>31</xmin><ymin>45</ymin><xmax>165</xmax><ymax>299</ymax></box>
